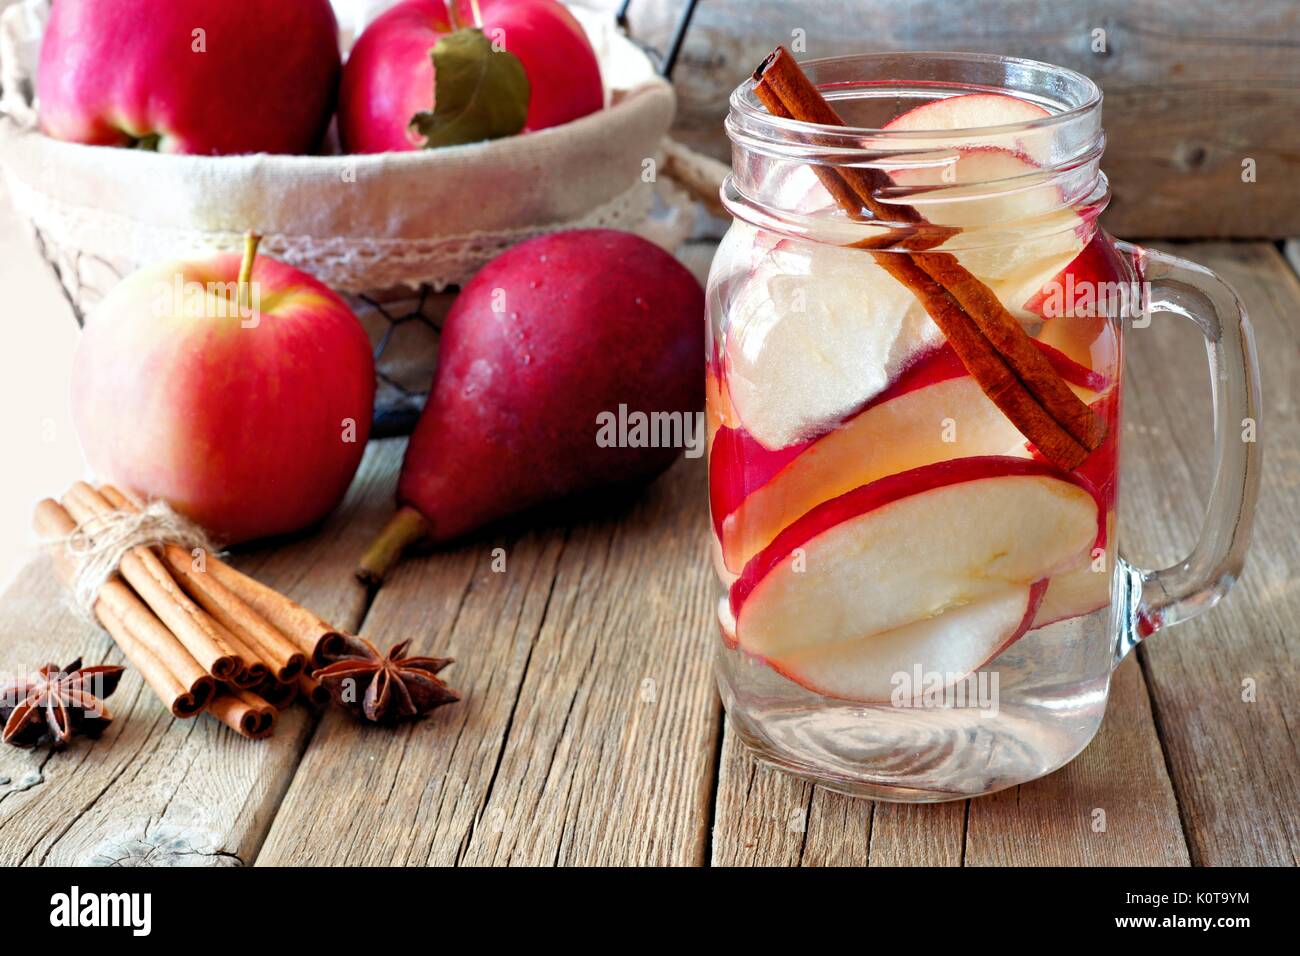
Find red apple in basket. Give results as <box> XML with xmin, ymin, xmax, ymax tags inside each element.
<box><xmin>37</xmin><ymin>0</ymin><xmax>341</xmax><ymax>155</ymax></box>
<box><xmin>339</xmin><ymin>0</ymin><xmax>603</xmax><ymax>153</ymax></box>
<box><xmin>72</xmin><ymin>237</ymin><xmax>375</xmax><ymax>544</ymax></box>
<box><xmin>357</xmin><ymin>229</ymin><xmax>704</xmax><ymax>583</ymax></box>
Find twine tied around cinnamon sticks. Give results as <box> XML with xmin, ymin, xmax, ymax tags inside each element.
<box><xmin>58</xmin><ymin>496</ymin><xmax>215</xmax><ymax>625</ymax></box>
<box><xmin>34</xmin><ymin>483</ymin><xmax>340</xmax><ymax>739</ymax></box>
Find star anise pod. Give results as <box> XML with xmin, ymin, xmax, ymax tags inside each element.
<box><xmin>314</xmin><ymin>636</ymin><xmax>458</xmax><ymax>724</ymax></box>
<box><xmin>0</xmin><ymin>658</ymin><xmax>125</xmax><ymax>749</ymax></box>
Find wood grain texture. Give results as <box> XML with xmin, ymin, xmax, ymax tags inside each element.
<box><xmin>256</xmin><ymin>456</ymin><xmax>721</xmax><ymax>866</ymax></box>
<box><xmin>0</xmin><ymin>440</ymin><xmax>400</xmax><ymax>865</ymax></box>
<box><xmin>868</xmin><ymin>801</ymin><xmax>967</xmax><ymax>866</ymax></box>
<box><xmin>1119</xmin><ymin>241</ymin><xmax>1300</xmax><ymax>865</ymax></box>
<box><xmin>965</xmin><ymin>658</ymin><xmax>1189</xmax><ymax>865</ymax></box>
<box><xmin>607</xmin><ymin>0</ymin><xmax>1300</xmax><ymax>237</ymax></box>
<box><xmin>3</xmin><ymin>245</ymin><xmax>1297</xmax><ymax>866</ymax></box>
<box><xmin>711</xmin><ymin>723</ymin><xmax>873</xmax><ymax>866</ymax></box>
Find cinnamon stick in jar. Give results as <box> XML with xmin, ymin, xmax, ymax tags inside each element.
<box><xmin>749</xmin><ymin>47</ymin><xmax>1105</xmax><ymax>472</ymax></box>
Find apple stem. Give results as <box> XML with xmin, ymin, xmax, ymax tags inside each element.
<box><xmin>356</xmin><ymin>506</ymin><xmax>431</xmax><ymax>587</ymax></box>
<box><xmin>238</xmin><ymin>232</ymin><xmax>262</xmax><ymax>314</ymax></box>
<box><xmin>445</xmin><ymin>0</ymin><xmax>482</xmax><ymax>30</ymax></box>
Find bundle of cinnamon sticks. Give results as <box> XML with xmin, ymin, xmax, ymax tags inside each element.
<box><xmin>34</xmin><ymin>483</ymin><xmax>337</xmax><ymax>739</ymax></box>
<box><xmin>750</xmin><ymin>48</ymin><xmax>1106</xmax><ymax>471</ymax></box>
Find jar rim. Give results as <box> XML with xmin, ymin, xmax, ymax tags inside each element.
<box><xmin>728</xmin><ymin>50</ymin><xmax>1103</xmax><ymax>145</ymax></box>
<box><xmin>721</xmin><ymin>51</ymin><xmax>1109</xmax><ymax>252</ymax></box>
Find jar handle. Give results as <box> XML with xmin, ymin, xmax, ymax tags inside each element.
<box><xmin>1112</xmin><ymin>242</ymin><xmax>1262</xmax><ymax>666</ymax></box>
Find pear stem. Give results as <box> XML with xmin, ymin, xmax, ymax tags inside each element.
<box><xmin>238</xmin><ymin>232</ymin><xmax>262</xmax><ymax>314</ymax></box>
<box><xmin>446</xmin><ymin>0</ymin><xmax>464</xmax><ymax>31</ymax></box>
<box><xmin>357</xmin><ymin>506</ymin><xmax>430</xmax><ymax>587</ymax></box>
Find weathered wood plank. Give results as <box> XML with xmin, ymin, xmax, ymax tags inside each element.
<box><xmin>257</xmin><ymin>456</ymin><xmax>721</xmax><ymax>866</ymax></box>
<box><xmin>964</xmin><ymin>658</ymin><xmax>1189</xmax><ymax>865</ymax></box>
<box><xmin>711</xmin><ymin>724</ymin><xmax>873</xmax><ymax>866</ymax></box>
<box><xmin>610</xmin><ymin>0</ymin><xmax>1300</xmax><ymax>237</ymax></box>
<box><xmin>0</xmin><ymin>440</ymin><xmax>401</xmax><ymax>865</ymax></box>
<box><xmin>1120</xmin><ymin>241</ymin><xmax>1300</xmax><ymax>865</ymax></box>
<box><xmin>869</xmin><ymin>802</ymin><xmax>968</xmax><ymax>867</ymax></box>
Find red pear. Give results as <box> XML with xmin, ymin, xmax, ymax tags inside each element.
<box><xmin>359</xmin><ymin>229</ymin><xmax>704</xmax><ymax>582</ymax></box>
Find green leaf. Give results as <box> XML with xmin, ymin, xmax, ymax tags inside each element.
<box><xmin>410</xmin><ymin>28</ymin><xmax>530</xmax><ymax>149</ymax></box>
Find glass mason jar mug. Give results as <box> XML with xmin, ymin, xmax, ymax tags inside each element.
<box><xmin>706</xmin><ymin>51</ymin><xmax>1261</xmax><ymax>800</ymax></box>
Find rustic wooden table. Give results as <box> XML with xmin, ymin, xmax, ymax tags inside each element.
<box><xmin>0</xmin><ymin>240</ymin><xmax>1295</xmax><ymax>867</ymax></box>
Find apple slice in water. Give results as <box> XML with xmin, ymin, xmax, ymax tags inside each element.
<box><xmin>888</xmin><ymin>147</ymin><xmax>1086</xmax><ymax>299</ymax></box>
<box><xmin>713</xmin><ymin>341</ymin><xmax>1109</xmax><ymax>572</ymax></box>
<box><xmin>1031</xmin><ymin>564</ymin><xmax>1111</xmax><ymax>630</ymax></box>
<box><xmin>770</xmin><ymin>581</ymin><xmax>1046</xmax><ymax>702</ymax></box>
<box><xmin>731</xmin><ymin>456</ymin><xmax>1101</xmax><ymax>661</ymax></box>
<box><xmin>883</xmin><ymin>93</ymin><xmax>1054</xmax><ymax>163</ymax></box>
<box><xmin>723</xmin><ymin>240</ymin><xmax>943</xmax><ymax>450</ymax></box>
<box><xmin>883</xmin><ymin>93</ymin><xmax>1086</xmax><ymax>317</ymax></box>
<box><xmin>1030</xmin><ymin>512</ymin><xmax>1116</xmax><ymax>629</ymax></box>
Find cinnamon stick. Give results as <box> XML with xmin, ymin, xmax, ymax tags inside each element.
<box><xmin>208</xmin><ymin>686</ymin><xmax>276</xmax><ymax>740</ymax></box>
<box><xmin>100</xmin><ymin>485</ymin><xmax>345</xmax><ymax>665</ymax></box>
<box><xmin>909</xmin><ymin>250</ymin><xmax>1108</xmax><ymax>450</ymax></box>
<box><xmin>202</xmin><ymin>561</ymin><xmax>346</xmax><ymax>666</ymax></box>
<box><xmin>33</xmin><ymin>499</ymin><xmax>215</xmax><ymax>718</ymax></box>
<box><xmin>62</xmin><ymin>483</ymin><xmax>241</xmax><ymax>680</ymax></box>
<box><xmin>97</xmin><ymin>603</ymin><xmax>215</xmax><ymax>719</ymax></box>
<box><xmin>253</xmin><ymin>676</ymin><xmax>298</xmax><ymax>710</ymax></box>
<box><xmin>751</xmin><ymin>47</ymin><xmax>1104</xmax><ymax>470</ymax></box>
<box><xmin>214</xmin><ymin>625</ymin><xmax>270</xmax><ymax>688</ymax></box>
<box><xmin>296</xmin><ymin>672</ymin><xmax>331</xmax><ymax>709</ymax></box>
<box><xmin>871</xmin><ymin>255</ymin><xmax>1090</xmax><ymax>467</ymax></box>
<box><xmin>159</xmin><ymin>543</ymin><xmax>305</xmax><ymax>682</ymax></box>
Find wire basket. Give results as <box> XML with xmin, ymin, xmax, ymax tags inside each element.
<box><xmin>0</xmin><ymin>1</ymin><xmax>715</xmax><ymax>434</ymax></box>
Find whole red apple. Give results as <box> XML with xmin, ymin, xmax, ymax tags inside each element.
<box><xmin>358</xmin><ymin>229</ymin><xmax>704</xmax><ymax>581</ymax></box>
<box><xmin>38</xmin><ymin>0</ymin><xmax>341</xmax><ymax>155</ymax></box>
<box><xmin>71</xmin><ymin>238</ymin><xmax>375</xmax><ymax>544</ymax></box>
<box><xmin>340</xmin><ymin>0</ymin><xmax>602</xmax><ymax>153</ymax></box>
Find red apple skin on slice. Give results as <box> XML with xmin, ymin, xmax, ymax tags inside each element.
<box><xmin>1031</xmin><ymin>564</ymin><xmax>1110</xmax><ymax>631</ymax></box>
<box><xmin>731</xmin><ymin>457</ymin><xmax>1102</xmax><ymax>661</ymax></box>
<box><xmin>1027</xmin><ymin>232</ymin><xmax>1128</xmax><ymax>382</ymax></box>
<box><xmin>712</xmin><ymin>341</ymin><xmax>1108</xmax><ymax>572</ymax></box>
<box><xmin>769</xmin><ymin>580</ymin><xmax>1048</xmax><ymax>703</ymax></box>
<box><xmin>883</xmin><ymin>93</ymin><xmax>1053</xmax><ymax>163</ymax></box>
<box><xmin>715</xmin><ymin>345</ymin><xmax>1016</xmax><ymax>570</ymax></box>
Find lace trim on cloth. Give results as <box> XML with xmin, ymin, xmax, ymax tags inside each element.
<box><xmin>3</xmin><ymin>172</ymin><xmax>660</xmax><ymax>293</ymax></box>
